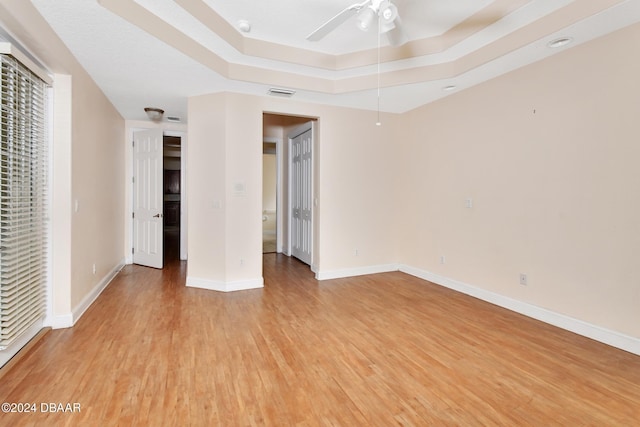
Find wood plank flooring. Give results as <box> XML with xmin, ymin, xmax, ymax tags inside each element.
<box><xmin>1</xmin><ymin>253</ymin><xmax>639</xmax><ymax>426</ymax></box>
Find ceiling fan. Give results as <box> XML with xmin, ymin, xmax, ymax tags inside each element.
<box><xmin>306</xmin><ymin>0</ymin><xmax>408</xmax><ymax>46</ymax></box>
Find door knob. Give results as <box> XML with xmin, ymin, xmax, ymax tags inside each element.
<box><xmin>153</xmin><ymin>213</ymin><xmax>163</xmax><ymax>218</ymax></box>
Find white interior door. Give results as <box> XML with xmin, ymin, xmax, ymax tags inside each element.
<box><xmin>289</xmin><ymin>122</ymin><xmax>313</xmax><ymax>265</ymax></box>
<box><xmin>133</xmin><ymin>128</ymin><xmax>164</xmax><ymax>268</ymax></box>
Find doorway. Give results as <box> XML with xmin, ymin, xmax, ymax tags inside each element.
<box><xmin>263</xmin><ymin>140</ymin><xmax>277</xmax><ymax>253</ymax></box>
<box><xmin>132</xmin><ymin>128</ymin><xmax>187</xmax><ymax>269</ymax></box>
<box><xmin>262</xmin><ymin>113</ymin><xmax>316</xmax><ymax>266</ymax></box>
<box><xmin>163</xmin><ymin>135</ymin><xmax>181</xmax><ymax>263</ymax></box>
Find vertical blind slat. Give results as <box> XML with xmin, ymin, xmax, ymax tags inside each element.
<box><xmin>0</xmin><ymin>53</ymin><xmax>48</xmax><ymax>350</ymax></box>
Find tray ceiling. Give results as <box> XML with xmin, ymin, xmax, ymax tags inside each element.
<box><xmin>29</xmin><ymin>0</ymin><xmax>640</xmax><ymax>121</ymax></box>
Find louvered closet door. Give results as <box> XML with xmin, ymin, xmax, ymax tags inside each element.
<box><xmin>290</xmin><ymin>122</ymin><xmax>313</xmax><ymax>266</ymax></box>
<box><xmin>0</xmin><ymin>53</ymin><xmax>49</xmax><ymax>351</ymax></box>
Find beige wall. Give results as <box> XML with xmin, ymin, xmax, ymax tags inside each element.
<box><xmin>188</xmin><ymin>95</ymin><xmax>400</xmax><ymax>285</ymax></box>
<box><xmin>262</xmin><ymin>154</ymin><xmax>276</xmax><ymax>212</ymax></box>
<box><xmin>397</xmin><ymin>23</ymin><xmax>640</xmax><ymax>339</ymax></box>
<box><xmin>187</xmin><ymin>23</ymin><xmax>640</xmax><ymax>346</ymax></box>
<box><xmin>186</xmin><ymin>94</ymin><xmax>228</xmax><ymax>282</ymax></box>
<box><xmin>315</xmin><ymin>106</ymin><xmax>399</xmax><ymax>273</ymax></box>
<box><xmin>0</xmin><ymin>1</ymin><xmax>126</xmax><ymax>324</ymax></box>
<box><xmin>69</xmin><ymin>67</ymin><xmax>125</xmax><ymax>310</ymax></box>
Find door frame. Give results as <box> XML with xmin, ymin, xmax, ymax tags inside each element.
<box><xmin>263</xmin><ymin>136</ymin><xmax>283</xmax><ymax>254</ymax></box>
<box><xmin>165</xmin><ymin>130</ymin><xmax>188</xmax><ymax>261</ymax></box>
<box><xmin>127</xmin><ymin>125</ymin><xmax>188</xmax><ymax>265</ymax></box>
<box><xmin>132</xmin><ymin>128</ymin><xmax>164</xmax><ymax>268</ymax></box>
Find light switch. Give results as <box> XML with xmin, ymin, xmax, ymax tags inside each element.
<box><xmin>233</xmin><ymin>181</ymin><xmax>246</xmax><ymax>197</ymax></box>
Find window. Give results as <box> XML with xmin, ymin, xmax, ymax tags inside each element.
<box><xmin>0</xmin><ymin>52</ymin><xmax>48</xmax><ymax>350</ymax></box>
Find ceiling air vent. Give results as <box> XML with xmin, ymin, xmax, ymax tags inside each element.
<box><xmin>268</xmin><ymin>87</ymin><xmax>295</xmax><ymax>97</ymax></box>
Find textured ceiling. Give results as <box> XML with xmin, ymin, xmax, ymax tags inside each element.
<box><xmin>29</xmin><ymin>0</ymin><xmax>640</xmax><ymax>122</ymax></box>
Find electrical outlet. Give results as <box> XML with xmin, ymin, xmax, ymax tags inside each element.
<box><xmin>355</xmin><ymin>249</ymin><xmax>359</xmax><ymax>256</ymax></box>
<box><xmin>440</xmin><ymin>255</ymin><xmax>446</xmax><ymax>264</ymax></box>
<box><xmin>519</xmin><ymin>273</ymin><xmax>527</xmax><ymax>286</ymax></box>
<box><xmin>92</xmin><ymin>263</ymin><xmax>96</xmax><ymax>275</ymax></box>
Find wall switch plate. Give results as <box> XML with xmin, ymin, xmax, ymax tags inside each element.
<box><xmin>233</xmin><ymin>181</ymin><xmax>246</xmax><ymax>197</ymax></box>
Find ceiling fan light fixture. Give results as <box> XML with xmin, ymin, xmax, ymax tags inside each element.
<box><xmin>380</xmin><ymin>19</ymin><xmax>396</xmax><ymax>34</ymax></box>
<box><xmin>144</xmin><ymin>107</ymin><xmax>164</xmax><ymax>121</ymax></box>
<box><xmin>380</xmin><ymin>2</ymin><xmax>399</xmax><ymax>34</ymax></box>
<box><xmin>380</xmin><ymin>3</ymin><xmax>398</xmax><ymax>25</ymax></box>
<box><xmin>357</xmin><ymin>6</ymin><xmax>376</xmax><ymax>32</ymax></box>
<box><xmin>385</xmin><ymin>22</ymin><xmax>407</xmax><ymax>46</ymax></box>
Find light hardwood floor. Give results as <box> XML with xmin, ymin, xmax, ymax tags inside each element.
<box><xmin>1</xmin><ymin>252</ymin><xmax>639</xmax><ymax>426</ymax></box>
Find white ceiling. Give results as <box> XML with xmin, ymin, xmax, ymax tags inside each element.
<box><xmin>29</xmin><ymin>0</ymin><xmax>640</xmax><ymax>123</ymax></box>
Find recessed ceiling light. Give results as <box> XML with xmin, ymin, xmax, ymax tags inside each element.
<box><xmin>547</xmin><ymin>37</ymin><xmax>573</xmax><ymax>48</ymax></box>
<box><xmin>443</xmin><ymin>85</ymin><xmax>457</xmax><ymax>91</ymax></box>
<box><xmin>237</xmin><ymin>19</ymin><xmax>251</xmax><ymax>33</ymax></box>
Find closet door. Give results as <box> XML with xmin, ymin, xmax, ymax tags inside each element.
<box><xmin>289</xmin><ymin>122</ymin><xmax>313</xmax><ymax>265</ymax></box>
<box><xmin>133</xmin><ymin>128</ymin><xmax>164</xmax><ymax>269</ymax></box>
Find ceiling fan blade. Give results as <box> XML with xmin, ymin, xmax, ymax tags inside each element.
<box><xmin>306</xmin><ymin>0</ymin><xmax>371</xmax><ymax>41</ymax></box>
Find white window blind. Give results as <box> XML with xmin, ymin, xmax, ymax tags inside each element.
<box><xmin>0</xmin><ymin>53</ymin><xmax>48</xmax><ymax>350</ymax></box>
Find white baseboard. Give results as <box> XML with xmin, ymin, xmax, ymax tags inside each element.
<box><xmin>400</xmin><ymin>265</ymin><xmax>640</xmax><ymax>356</ymax></box>
<box><xmin>46</xmin><ymin>259</ymin><xmax>125</xmax><ymax>329</ymax></box>
<box><xmin>46</xmin><ymin>313</ymin><xmax>73</xmax><ymax>329</ymax></box>
<box><xmin>316</xmin><ymin>263</ymin><xmax>400</xmax><ymax>281</ymax></box>
<box><xmin>186</xmin><ymin>276</ymin><xmax>264</xmax><ymax>292</ymax></box>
